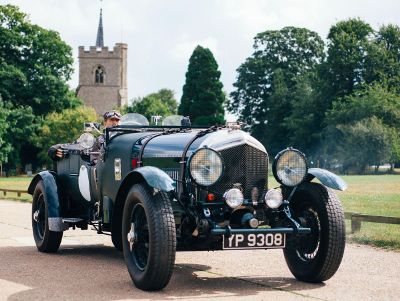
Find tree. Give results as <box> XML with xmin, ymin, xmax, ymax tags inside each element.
<box><xmin>0</xmin><ymin>5</ymin><xmax>81</xmax><ymax>115</ymax></box>
<box><xmin>334</xmin><ymin>117</ymin><xmax>393</xmax><ymax>174</ymax></box>
<box><xmin>365</xmin><ymin>24</ymin><xmax>400</xmax><ymax>94</ymax></box>
<box><xmin>124</xmin><ymin>89</ymin><xmax>178</xmax><ymax>122</ymax></box>
<box><xmin>229</xmin><ymin>27</ymin><xmax>324</xmax><ymax>155</ymax></box>
<box><xmin>283</xmin><ymin>73</ymin><xmax>322</xmax><ymax>154</ymax></box>
<box><xmin>34</xmin><ymin>107</ymin><xmax>98</xmax><ymax>167</ymax></box>
<box><xmin>179</xmin><ymin>45</ymin><xmax>225</xmax><ymax>125</ymax></box>
<box><xmin>323</xmin><ymin>19</ymin><xmax>373</xmax><ymax>100</ymax></box>
<box><xmin>327</xmin><ymin>84</ymin><xmax>400</xmax><ymax>130</ymax></box>
<box><xmin>3</xmin><ymin>105</ymin><xmax>37</xmax><ymax>172</ymax></box>
<box><xmin>325</xmin><ymin>84</ymin><xmax>400</xmax><ymax>172</ymax></box>
<box><xmin>0</xmin><ymin>100</ymin><xmax>11</xmax><ymax>164</ymax></box>
<box><xmin>0</xmin><ymin>5</ymin><xmax>82</xmax><ymax>172</ymax></box>
<box><xmin>149</xmin><ymin>89</ymin><xmax>178</xmax><ymax>114</ymax></box>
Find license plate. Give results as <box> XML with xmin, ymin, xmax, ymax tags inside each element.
<box><xmin>222</xmin><ymin>233</ymin><xmax>286</xmax><ymax>250</ymax></box>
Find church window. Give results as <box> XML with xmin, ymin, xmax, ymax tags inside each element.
<box><xmin>95</xmin><ymin>66</ymin><xmax>105</xmax><ymax>84</ymax></box>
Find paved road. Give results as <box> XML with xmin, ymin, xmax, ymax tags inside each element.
<box><xmin>0</xmin><ymin>199</ymin><xmax>399</xmax><ymax>301</ymax></box>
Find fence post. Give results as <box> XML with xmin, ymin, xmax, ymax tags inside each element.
<box><xmin>351</xmin><ymin>215</ymin><xmax>361</xmax><ymax>233</ymax></box>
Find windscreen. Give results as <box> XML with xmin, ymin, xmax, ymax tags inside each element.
<box><xmin>120</xmin><ymin>113</ymin><xmax>149</xmax><ymax>126</ymax></box>
<box><xmin>162</xmin><ymin>115</ymin><xmax>184</xmax><ymax>126</ymax></box>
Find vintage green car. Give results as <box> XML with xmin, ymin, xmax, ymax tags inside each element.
<box><xmin>28</xmin><ymin>113</ymin><xmax>347</xmax><ymax>291</ymax></box>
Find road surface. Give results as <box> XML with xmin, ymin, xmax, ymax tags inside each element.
<box><xmin>0</xmin><ymin>199</ymin><xmax>399</xmax><ymax>301</ymax></box>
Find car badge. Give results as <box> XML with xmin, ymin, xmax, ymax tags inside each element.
<box><xmin>114</xmin><ymin>158</ymin><xmax>122</xmax><ymax>181</ymax></box>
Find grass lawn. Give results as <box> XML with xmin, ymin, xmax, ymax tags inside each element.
<box><xmin>339</xmin><ymin>175</ymin><xmax>400</xmax><ymax>250</ymax></box>
<box><xmin>0</xmin><ymin>176</ymin><xmax>33</xmax><ymax>202</ymax></box>
<box><xmin>1</xmin><ymin>174</ymin><xmax>399</xmax><ymax>250</ymax></box>
<box><xmin>270</xmin><ymin>174</ymin><xmax>400</xmax><ymax>250</ymax></box>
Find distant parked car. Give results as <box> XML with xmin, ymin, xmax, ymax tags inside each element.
<box><xmin>28</xmin><ymin>113</ymin><xmax>347</xmax><ymax>291</ymax></box>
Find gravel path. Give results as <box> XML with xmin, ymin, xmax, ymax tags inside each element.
<box><xmin>0</xmin><ymin>199</ymin><xmax>399</xmax><ymax>301</ymax></box>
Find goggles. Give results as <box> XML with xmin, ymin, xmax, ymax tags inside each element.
<box><xmin>103</xmin><ymin>111</ymin><xmax>122</xmax><ymax>120</ymax></box>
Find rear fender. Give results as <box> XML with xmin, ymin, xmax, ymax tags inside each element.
<box><xmin>28</xmin><ymin>171</ymin><xmax>65</xmax><ymax>232</ymax></box>
<box><xmin>307</xmin><ymin>168</ymin><xmax>347</xmax><ymax>191</ymax></box>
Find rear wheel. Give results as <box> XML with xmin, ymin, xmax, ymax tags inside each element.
<box><xmin>122</xmin><ymin>183</ymin><xmax>176</xmax><ymax>291</ymax></box>
<box><xmin>283</xmin><ymin>182</ymin><xmax>345</xmax><ymax>282</ymax></box>
<box><xmin>32</xmin><ymin>180</ymin><xmax>63</xmax><ymax>252</ymax></box>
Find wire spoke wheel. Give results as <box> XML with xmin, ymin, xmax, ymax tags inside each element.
<box><xmin>283</xmin><ymin>182</ymin><xmax>345</xmax><ymax>283</ymax></box>
<box><xmin>31</xmin><ymin>180</ymin><xmax>63</xmax><ymax>253</ymax></box>
<box><xmin>122</xmin><ymin>183</ymin><xmax>176</xmax><ymax>291</ymax></box>
<box><xmin>33</xmin><ymin>193</ymin><xmax>46</xmax><ymax>240</ymax></box>
<box><xmin>295</xmin><ymin>206</ymin><xmax>321</xmax><ymax>261</ymax></box>
<box><xmin>129</xmin><ymin>203</ymin><xmax>149</xmax><ymax>271</ymax></box>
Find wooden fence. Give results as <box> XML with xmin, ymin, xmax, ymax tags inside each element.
<box><xmin>345</xmin><ymin>212</ymin><xmax>400</xmax><ymax>233</ymax></box>
<box><xmin>0</xmin><ymin>189</ymin><xmax>398</xmax><ymax>234</ymax></box>
<box><xmin>0</xmin><ymin>188</ymin><xmax>28</xmax><ymax>197</ymax></box>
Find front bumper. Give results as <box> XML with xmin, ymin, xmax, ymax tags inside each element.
<box><xmin>210</xmin><ymin>226</ymin><xmax>311</xmax><ymax>236</ymax></box>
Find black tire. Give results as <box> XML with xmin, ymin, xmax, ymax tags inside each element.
<box><xmin>122</xmin><ymin>184</ymin><xmax>176</xmax><ymax>291</ymax></box>
<box><xmin>32</xmin><ymin>180</ymin><xmax>63</xmax><ymax>252</ymax></box>
<box><xmin>111</xmin><ymin>227</ymin><xmax>123</xmax><ymax>251</ymax></box>
<box><xmin>283</xmin><ymin>182</ymin><xmax>345</xmax><ymax>283</ymax></box>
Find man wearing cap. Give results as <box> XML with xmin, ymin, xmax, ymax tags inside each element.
<box><xmin>48</xmin><ymin>110</ymin><xmax>122</xmax><ymax>165</ymax></box>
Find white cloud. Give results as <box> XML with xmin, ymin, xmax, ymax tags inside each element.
<box><xmin>3</xmin><ymin>0</ymin><xmax>400</xmax><ymax>102</ymax></box>
<box><xmin>169</xmin><ymin>36</ymin><xmax>219</xmax><ymax>61</ymax></box>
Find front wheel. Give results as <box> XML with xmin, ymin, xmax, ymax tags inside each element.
<box><xmin>122</xmin><ymin>183</ymin><xmax>176</xmax><ymax>291</ymax></box>
<box><xmin>32</xmin><ymin>180</ymin><xmax>63</xmax><ymax>252</ymax></box>
<box><xmin>283</xmin><ymin>182</ymin><xmax>345</xmax><ymax>282</ymax></box>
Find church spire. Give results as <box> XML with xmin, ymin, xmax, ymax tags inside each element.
<box><xmin>96</xmin><ymin>7</ymin><xmax>104</xmax><ymax>47</ymax></box>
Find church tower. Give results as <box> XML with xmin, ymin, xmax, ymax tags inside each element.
<box><xmin>76</xmin><ymin>7</ymin><xmax>128</xmax><ymax>115</ymax></box>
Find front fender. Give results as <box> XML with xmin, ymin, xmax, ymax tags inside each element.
<box><xmin>28</xmin><ymin>171</ymin><xmax>65</xmax><ymax>232</ymax></box>
<box><xmin>131</xmin><ymin>166</ymin><xmax>175</xmax><ymax>192</ymax></box>
<box><xmin>307</xmin><ymin>168</ymin><xmax>347</xmax><ymax>191</ymax></box>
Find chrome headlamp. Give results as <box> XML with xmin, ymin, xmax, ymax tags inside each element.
<box><xmin>224</xmin><ymin>188</ymin><xmax>244</xmax><ymax>208</ymax></box>
<box><xmin>189</xmin><ymin>148</ymin><xmax>223</xmax><ymax>186</ymax></box>
<box><xmin>272</xmin><ymin>148</ymin><xmax>307</xmax><ymax>187</ymax></box>
<box><xmin>78</xmin><ymin>133</ymin><xmax>96</xmax><ymax>149</ymax></box>
<box><xmin>264</xmin><ymin>188</ymin><xmax>283</xmax><ymax>209</ymax></box>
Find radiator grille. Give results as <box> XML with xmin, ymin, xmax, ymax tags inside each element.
<box><xmin>210</xmin><ymin>144</ymin><xmax>268</xmax><ymax>198</ymax></box>
<box><xmin>163</xmin><ymin>167</ymin><xmax>180</xmax><ymax>180</ymax></box>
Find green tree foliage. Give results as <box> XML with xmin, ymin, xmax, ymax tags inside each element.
<box><xmin>124</xmin><ymin>89</ymin><xmax>178</xmax><ymax>122</ymax></box>
<box><xmin>0</xmin><ymin>100</ymin><xmax>11</xmax><ymax>163</ymax></box>
<box><xmin>365</xmin><ymin>24</ymin><xmax>400</xmax><ymax>93</ymax></box>
<box><xmin>3</xmin><ymin>105</ymin><xmax>37</xmax><ymax>171</ymax></box>
<box><xmin>229</xmin><ymin>27</ymin><xmax>325</xmax><ymax>155</ymax></box>
<box><xmin>34</xmin><ymin>107</ymin><xmax>98</xmax><ymax>167</ymax></box>
<box><xmin>327</xmin><ymin>84</ymin><xmax>400</xmax><ymax>129</ymax></box>
<box><xmin>179</xmin><ymin>46</ymin><xmax>225</xmax><ymax>125</ymax></box>
<box><xmin>334</xmin><ymin>117</ymin><xmax>393</xmax><ymax>174</ymax></box>
<box><xmin>283</xmin><ymin>73</ymin><xmax>322</xmax><ymax>153</ymax></box>
<box><xmin>229</xmin><ymin>20</ymin><xmax>400</xmax><ymax>172</ymax></box>
<box><xmin>0</xmin><ymin>5</ymin><xmax>81</xmax><ymax>115</ymax></box>
<box><xmin>0</xmin><ymin>5</ymin><xmax>82</xmax><ymax>172</ymax></box>
<box><xmin>153</xmin><ymin>89</ymin><xmax>178</xmax><ymax>114</ymax></box>
<box><xmin>326</xmin><ymin>84</ymin><xmax>400</xmax><ymax>171</ymax></box>
<box><xmin>323</xmin><ymin>19</ymin><xmax>373</xmax><ymax>99</ymax></box>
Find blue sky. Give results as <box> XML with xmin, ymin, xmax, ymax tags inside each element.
<box><xmin>4</xmin><ymin>0</ymin><xmax>400</xmax><ymax>108</ymax></box>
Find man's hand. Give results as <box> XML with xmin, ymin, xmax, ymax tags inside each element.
<box><xmin>56</xmin><ymin>148</ymin><xmax>63</xmax><ymax>158</ymax></box>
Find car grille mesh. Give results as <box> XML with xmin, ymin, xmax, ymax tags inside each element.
<box><xmin>163</xmin><ymin>168</ymin><xmax>180</xmax><ymax>181</ymax></box>
<box><xmin>161</xmin><ymin>145</ymin><xmax>268</xmax><ymax>199</ymax></box>
<box><xmin>210</xmin><ymin>144</ymin><xmax>268</xmax><ymax>199</ymax></box>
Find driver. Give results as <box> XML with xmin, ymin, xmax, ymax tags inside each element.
<box><xmin>48</xmin><ymin>110</ymin><xmax>122</xmax><ymax>164</ymax></box>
